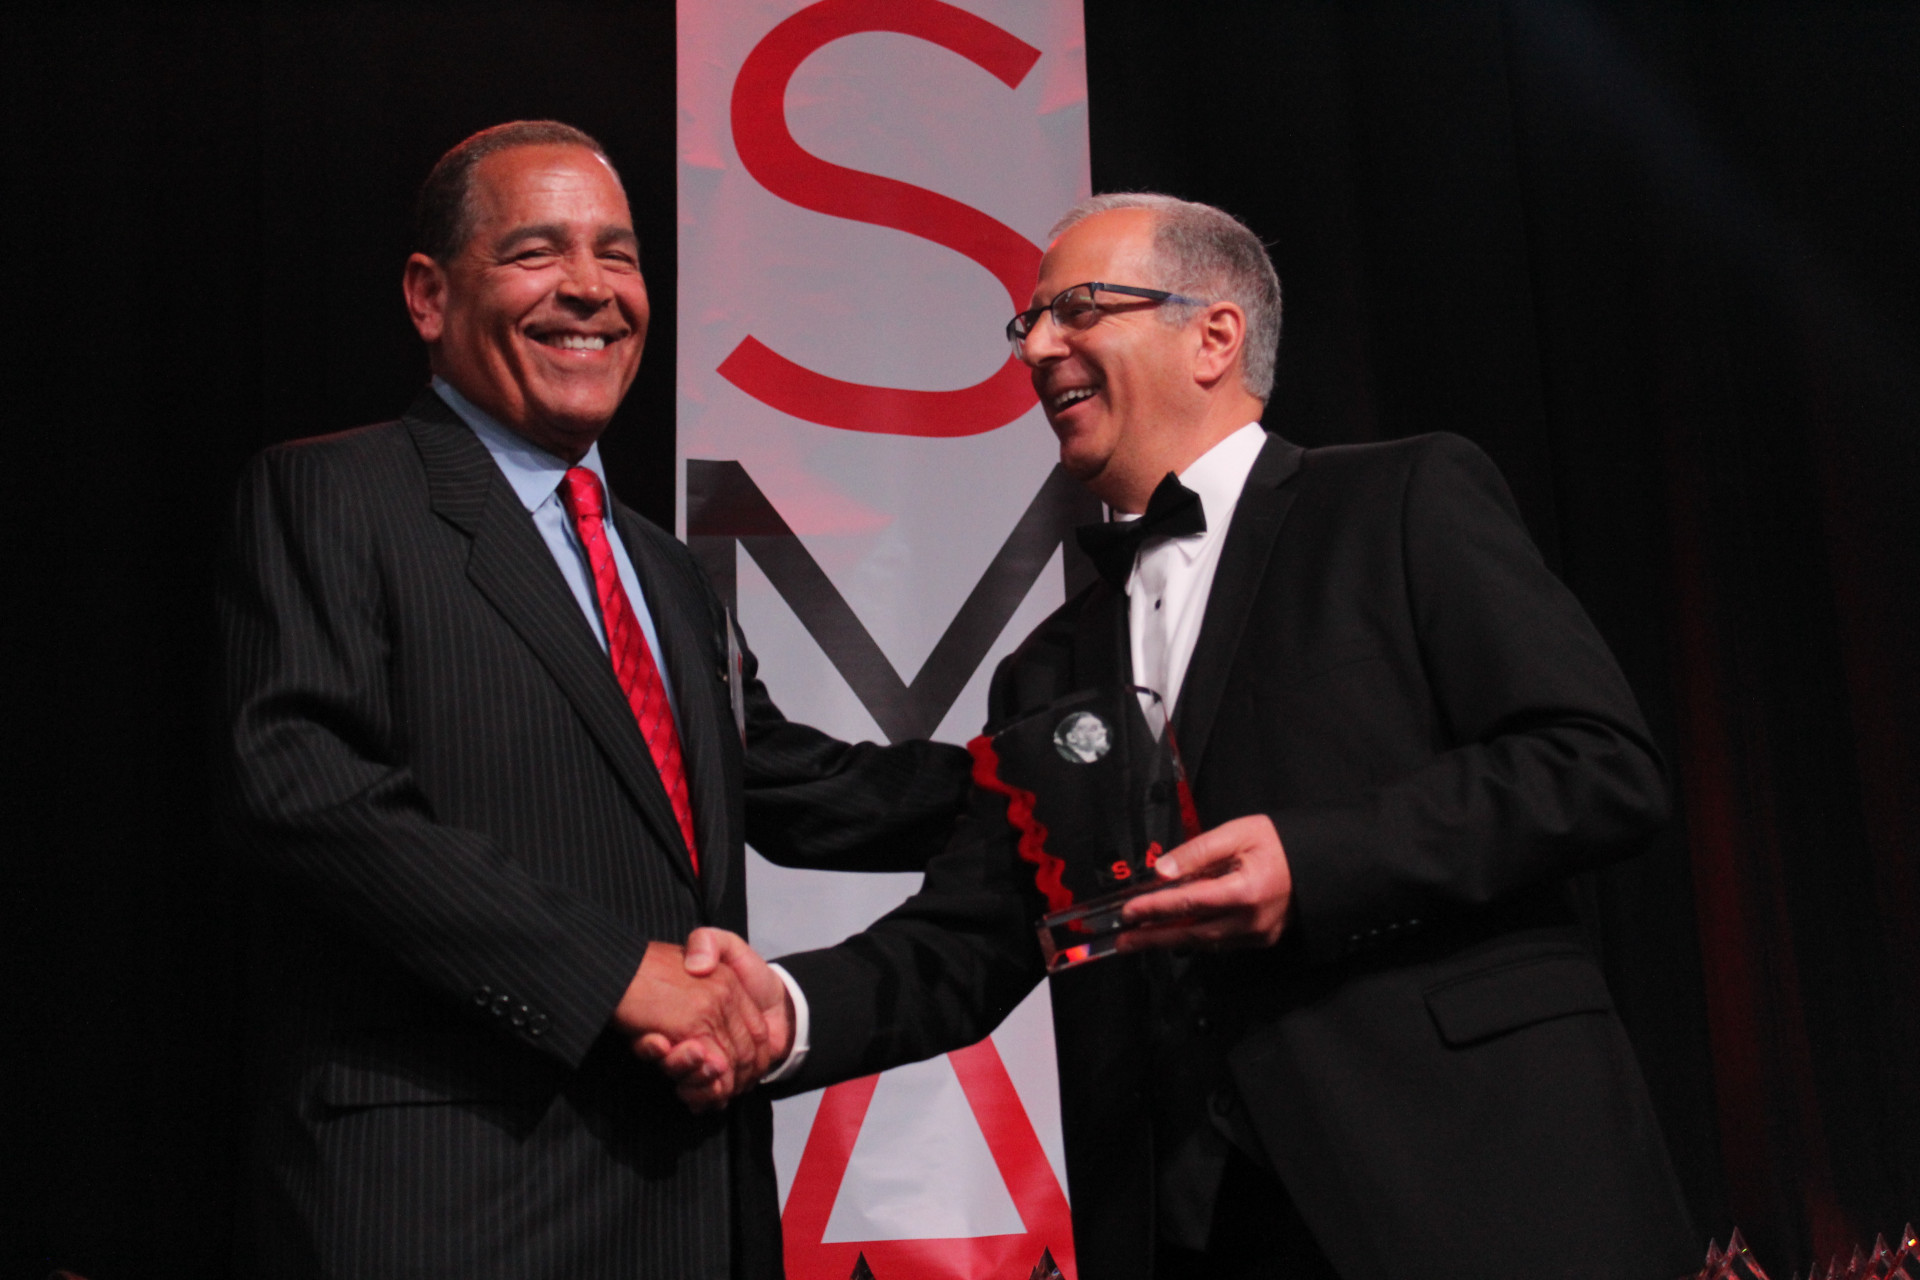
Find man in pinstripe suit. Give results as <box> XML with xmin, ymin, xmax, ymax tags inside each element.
<box><xmin>216</xmin><ymin>121</ymin><xmax>970</xmax><ymax>1279</ymax></box>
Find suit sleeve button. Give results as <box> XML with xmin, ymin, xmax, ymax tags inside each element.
<box><xmin>490</xmin><ymin>993</ymin><xmax>512</xmax><ymax>1017</ymax></box>
<box><xmin>473</xmin><ymin>985</ymin><xmax>493</xmax><ymax>1006</ymax></box>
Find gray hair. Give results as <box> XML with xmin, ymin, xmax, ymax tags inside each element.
<box><xmin>1049</xmin><ymin>193</ymin><xmax>1282</xmax><ymax>401</ymax></box>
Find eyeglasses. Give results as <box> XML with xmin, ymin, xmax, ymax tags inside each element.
<box><xmin>1006</xmin><ymin>282</ymin><xmax>1206</xmax><ymax>353</ymax></box>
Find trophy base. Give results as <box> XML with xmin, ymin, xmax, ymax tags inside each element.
<box><xmin>1037</xmin><ymin>873</ymin><xmax>1174</xmax><ymax>972</ymax></box>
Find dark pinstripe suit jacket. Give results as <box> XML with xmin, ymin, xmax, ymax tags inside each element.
<box><xmin>216</xmin><ymin>389</ymin><xmax>970</xmax><ymax>1280</ymax></box>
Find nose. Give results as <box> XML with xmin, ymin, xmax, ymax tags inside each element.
<box><xmin>1015</xmin><ymin>309</ymin><xmax>1069</xmax><ymax>368</ymax></box>
<box><xmin>556</xmin><ymin>250</ymin><xmax>613</xmax><ymax>310</ymax></box>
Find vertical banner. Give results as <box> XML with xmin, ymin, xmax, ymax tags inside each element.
<box><xmin>677</xmin><ymin>1</ymin><xmax>1091</xmax><ymax>1277</ymax></box>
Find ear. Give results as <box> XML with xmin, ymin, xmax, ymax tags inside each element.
<box><xmin>403</xmin><ymin>253</ymin><xmax>449</xmax><ymax>344</ymax></box>
<box><xmin>1191</xmin><ymin>301</ymin><xmax>1247</xmax><ymax>389</ymax></box>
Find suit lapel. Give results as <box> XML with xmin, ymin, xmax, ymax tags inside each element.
<box><xmin>406</xmin><ymin>395</ymin><xmax>700</xmax><ymax>896</ymax></box>
<box><xmin>1173</xmin><ymin>434</ymin><xmax>1304</xmax><ymax>781</ymax></box>
<box><xmin>1072</xmin><ymin>577</ymin><xmax>1131</xmax><ymax>695</ymax></box>
<box><xmin>616</xmin><ymin>505</ymin><xmax>736</xmax><ymax>917</ymax></box>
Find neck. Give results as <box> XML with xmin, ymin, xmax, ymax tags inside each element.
<box><xmin>530</xmin><ymin>433</ymin><xmax>595</xmax><ymax>466</ymax></box>
<box><xmin>431</xmin><ymin>369</ymin><xmax>602</xmax><ymax>465</ymax></box>
<box><xmin>1099</xmin><ymin>396</ymin><xmax>1263</xmax><ymax>513</ymax></box>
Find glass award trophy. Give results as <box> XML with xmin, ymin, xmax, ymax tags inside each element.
<box><xmin>971</xmin><ymin>686</ymin><xmax>1204</xmax><ymax>972</ymax></box>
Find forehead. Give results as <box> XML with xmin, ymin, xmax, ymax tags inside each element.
<box><xmin>467</xmin><ymin>144</ymin><xmax>632</xmax><ymax>230</ymax></box>
<box><xmin>1033</xmin><ymin>208</ymin><xmax>1161</xmax><ymax>301</ymax></box>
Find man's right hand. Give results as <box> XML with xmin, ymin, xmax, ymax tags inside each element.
<box><xmin>637</xmin><ymin>929</ymin><xmax>794</xmax><ymax>1111</ymax></box>
<box><xmin>612</xmin><ymin>940</ymin><xmax>771</xmax><ymax>1111</ymax></box>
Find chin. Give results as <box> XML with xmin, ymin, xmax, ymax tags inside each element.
<box><xmin>1055</xmin><ymin>437</ymin><xmax>1110</xmax><ymax>484</ymax></box>
<box><xmin>1058</xmin><ymin>456</ymin><xmax>1099</xmax><ymax>484</ymax></box>
<box><xmin>533</xmin><ymin>392</ymin><xmax>620</xmax><ymax>431</ymax></box>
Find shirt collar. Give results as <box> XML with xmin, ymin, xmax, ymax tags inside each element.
<box><xmin>432</xmin><ymin>375</ymin><xmax>608</xmax><ymax>514</ymax></box>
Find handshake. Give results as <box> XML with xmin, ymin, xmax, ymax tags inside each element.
<box><xmin>604</xmin><ymin>815</ymin><xmax>1294</xmax><ymax>1112</ymax></box>
<box><xmin>611</xmin><ymin>929</ymin><xmax>790</xmax><ymax>1112</ymax></box>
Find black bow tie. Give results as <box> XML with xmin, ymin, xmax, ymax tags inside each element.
<box><xmin>1075</xmin><ymin>472</ymin><xmax>1208</xmax><ymax>589</ymax></box>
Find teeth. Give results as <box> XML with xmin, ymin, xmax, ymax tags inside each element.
<box><xmin>548</xmin><ymin>334</ymin><xmax>607</xmax><ymax>351</ymax></box>
<box><xmin>1050</xmin><ymin>388</ymin><xmax>1096</xmax><ymax>412</ymax></box>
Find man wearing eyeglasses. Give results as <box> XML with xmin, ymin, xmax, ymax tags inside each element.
<box><xmin>671</xmin><ymin>193</ymin><xmax>1696</xmax><ymax>1278</ymax></box>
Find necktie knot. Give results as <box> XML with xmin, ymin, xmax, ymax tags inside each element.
<box><xmin>1075</xmin><ymin>471</ymin><xmax>1208</xmax><ymax>589</ymax></box>
<box><xmin>560</xmin><ymin>466</ymin><xmax>606</xmax><ymax>523</ymax></box>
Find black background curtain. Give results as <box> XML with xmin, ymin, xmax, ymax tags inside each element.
<box><xmin>9</xmin><ymin>3</ymin><xmax>1915</xmax><ymax>1276</ymax></box>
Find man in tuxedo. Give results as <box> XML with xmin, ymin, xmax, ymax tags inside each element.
<box><xmin>682</xmin><ymin>193</ymin><xmax>1699</xmax><ymax>1278</ymax></box>
<box><xmin>215</xmin><ymin>121</ymin><xmax>970</xmax><ymax>1279</ymax></box>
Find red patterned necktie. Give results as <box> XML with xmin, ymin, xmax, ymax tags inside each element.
<box><xmin>559</xmin><ymin>467</ymin><xmax>699</xmax><ymax>874</ymax></box>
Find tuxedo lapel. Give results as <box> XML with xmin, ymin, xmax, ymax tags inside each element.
<box><xmin>616</xmin><ymin>505</ymin><xmax>736</xmax><ymax>917</ymax></box>
<box><xmin>406</xmin><ymin>397</ymin><xmax>700</xmax><ymax>896</ymax></box>
<box><xmin>1173</xmin><ymin>434</ymin><xmax>1304</xmax><ymax>781</ymax></box>
<box><xmin>1072</xmin><ymin>578</ymin><xmax>1131</xmax><ymax>695</ymax></box>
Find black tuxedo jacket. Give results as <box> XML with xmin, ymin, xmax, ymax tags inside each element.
<box><xmin>781</xmin><ymin>432</ymin><xmax>1697</xmax><ymax>1280</ymax></box>
<box><xmin>216</xmin><ymin>390</ymin><xmax>970</xmax><ymax>1280</ymax></box>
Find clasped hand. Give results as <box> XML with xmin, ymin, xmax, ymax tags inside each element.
<box><xmin>614</xmin><ymin>934</ymin><xmax>791</xmax><ymax>1112</ymax></box>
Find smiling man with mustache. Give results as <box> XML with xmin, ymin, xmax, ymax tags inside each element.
<box><xmin>402</xmin><ymin>136</ymin><xmax>649</xmax><ymax>465</ymax></box>
<box><xmin>216</xmin><ymin>121</ymin><xmax>971</xmax><ymax>1280</ymax></box>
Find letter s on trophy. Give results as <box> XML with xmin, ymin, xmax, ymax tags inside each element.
<box><xmin>969</xmin><ymin>686</ymin><xmax>1202</xmax><ymax>971</ymax></box>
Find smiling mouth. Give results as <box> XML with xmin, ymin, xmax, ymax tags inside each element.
<box><xmin>530</xmin><ymin>331</ymin><xmax>619</xmax><ymax>352</ymax></box>
<box><xmin>1047</xmin><ymin>387</ymin><xmax>1097</xmax><ymax>414</ymax></box>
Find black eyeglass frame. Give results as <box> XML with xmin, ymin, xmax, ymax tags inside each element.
<box><xmin>1005</xmin><ymin>281</ymin><xmax>1207</xmax><ymax>349</ymax></box>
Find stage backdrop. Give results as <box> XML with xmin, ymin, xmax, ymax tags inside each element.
<box><xmin>676</xmin><ymin>2</ymin><xmax>1095</xmax><ymax>1276</ymax></box>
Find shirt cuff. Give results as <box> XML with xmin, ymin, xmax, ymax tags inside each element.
<box><xmin>761</xmin><ymin>963</ymin><xmax>811</xmax><ymax>1085</ymax></box>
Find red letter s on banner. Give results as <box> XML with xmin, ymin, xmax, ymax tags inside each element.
<box><xmin>723</xmin><ymin>0</ymin><xmax>1043</xmax><ymax>437</ymax></box>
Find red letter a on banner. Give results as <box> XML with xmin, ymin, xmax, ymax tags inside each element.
<box><xmin>782</xmin><ymin>1040</ymin><xmax>1077</xmax><ymax>1280</ymax></box>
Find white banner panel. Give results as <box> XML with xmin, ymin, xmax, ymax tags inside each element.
<box><xmin>676</xmin><ymin>1</ymin><xmax>1090</xmax><ymax>1276</ymax></box>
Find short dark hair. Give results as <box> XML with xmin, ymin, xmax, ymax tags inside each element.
<box><xmin>414</xmin><ymin>120</ymin><xmax>617</xmax><ymax>262</ymax></box>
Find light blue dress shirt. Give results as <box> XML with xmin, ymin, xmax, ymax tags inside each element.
<box><xmin>433</xmin><ymin>376</ymin><xmax>678</xmax><ymax>719</ymax></box>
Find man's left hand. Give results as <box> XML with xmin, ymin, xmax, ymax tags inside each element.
<box><xmin>1117</xmin><ymin>814</ymin><xmax>1292</xmax><ymax>950</ymax></box>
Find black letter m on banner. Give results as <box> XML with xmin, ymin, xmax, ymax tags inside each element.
<box><xmin>687</xmin><ymin>461</ymin><xmax>1100</xmax><ymax>743</ymax></box>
